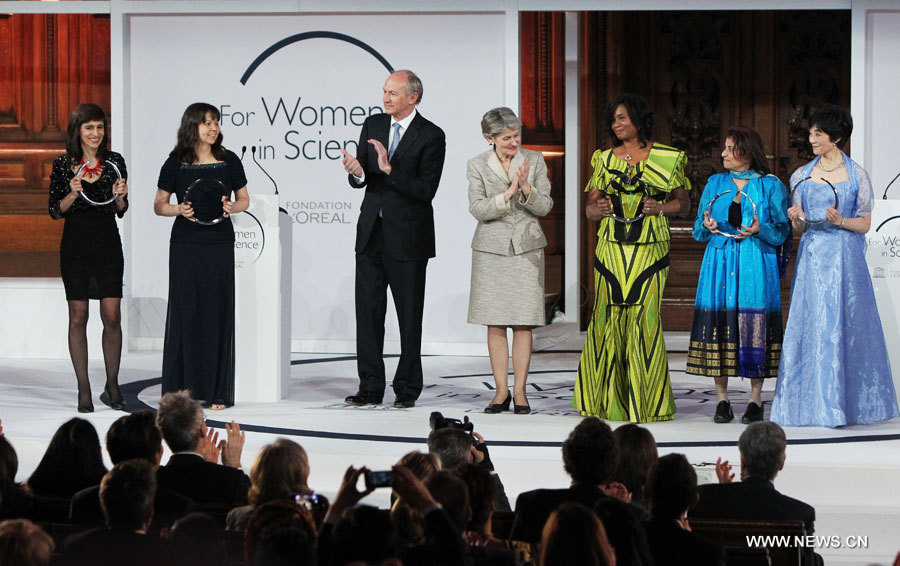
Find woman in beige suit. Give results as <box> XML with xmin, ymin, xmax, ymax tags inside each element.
<box><xmin>467</xmin><ymin>107</ymin><xmax>553</xmax><ymax>414</ymax></box>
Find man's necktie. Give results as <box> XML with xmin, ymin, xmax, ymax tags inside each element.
<box><xmin>388</xmin><ymin>122</ymin><xmax>402</xmax><ymax>160</ymax></box>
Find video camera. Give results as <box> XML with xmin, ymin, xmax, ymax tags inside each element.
<box><xmin>429</xmin><ymin>411</ymin><xmax>477</xmax><ymax>445</ymax></box>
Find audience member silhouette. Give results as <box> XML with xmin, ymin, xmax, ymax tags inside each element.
<box><xmin>26</xmin><ymin>418</ymin><xmax>107</xmax><ymax>499</ymax></box>
<box><xmin>155</xmin><ymin>390</ymin><xmax>250</xmax><ymax>506</ymax></box>
<box><xmin>227</xmin><ymin>438</ymin><xmax>329</xmax><ymax>530</ymax></box>
<box><xmin>69</xmin><ymin>410</ymin><xmax>193</xmax><ymax>530</ymax></box>
<box><xmin>61</xmin><ymin>459</ymin><xmax>165</xmax><ymax>566</ymax></box>
<box><xmin>0</xmin><ymin>519</ymin><xmax>54</xmax><ymax>566</ymax></box>
<box><xmin>690</xmin><ymin>421</ymin><xmax>820</xmax><ymax>566</ymax></box>
<box><xmin>539</xmin><ymin>501</ymin><xmax>615</xmax><ymax>566</ymax></box>
<box><xmin>511</xmin><ymin>417</ymin><xmax>652</xmax><ymax>566</ymax></box>
<box><xmin>643</xmin><ymin>453</ymin><xmax>725</xmax><ymax>566</ymax></box>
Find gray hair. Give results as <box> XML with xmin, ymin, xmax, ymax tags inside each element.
<box><xmin>427</xmin><ymin>428</ymin><xmax>471</xmax><ymax>470</ymax></box>
<box><xmin>481</xmin><ymin>107</ymin><xmax>522</xmax><ymax>138</ymax></box>
<box><xmin>738</xmin><ymin>421</ymin><xmax>787</xmax><ymax>481</ymax></box>
<box><xmin>395</xmin><ymin>69</ymin><xmax>423</xmax><ymax>105</ymax></box>
<box><xmin>156</xmin><ymin>391</ymin><xmax>204</xmax><ymax>453</ymax></box>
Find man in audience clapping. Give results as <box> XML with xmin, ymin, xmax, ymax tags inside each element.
<box><xmin>156</xmin><ymin>390</ymin><xmax>250</xmax><ymax>506</ymax></box>
<box><xmin>690</xmin><ymin>421</ymin><xmax>820</xmax><ymax>566</ymax></box>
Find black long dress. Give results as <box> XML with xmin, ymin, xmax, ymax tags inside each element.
<box><xmin>48</xmin><ymin>152</ymin><xmax>129</xmax><ymax>300</ymax></box>
<box><xmin>158</xmin><ymin>150</ymin><xmax>247</xmax><ymax>407</ymax></box>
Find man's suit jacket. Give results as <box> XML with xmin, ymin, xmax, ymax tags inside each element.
<box><xmin>349</xmin><ymin>111</ymin><xmax>446</xmax><ymax>260</ymax></box>
<box><xmin>643</xmin><ymin>517</ymin><xmax>726</xmax><ymax>566</ymax></box>
<box><xmin>692</xmin><ymin>476</ymin><xmax>819</xmax><ymax>566</ymax></box>
<box><xmin>62</xmin><ymin>527</ymin><xmax>165</xmax><ymax>566</ymax></box>
<box><xmin>467</xmin><ymin>147</ymin><xmax>553</xmax><ymax>256</ymax></box>
<box><xmin>691</xmin><ymin>476</ymin><xmax>816</xmax><ymax>533</ymax></box>
<box><xmin>69</xmin><ymin>482</ymin><xmax>193</xmax><ymax>530</ymax></box>
<box><xmin>156</xmin><ymin>453</ymin><xmax>250</xmax><ymax>506</ymax></box>
<box><xmin>510</xmin><ymin>484</ymin><xmax>652</xmax><ymax>566</ymax></box>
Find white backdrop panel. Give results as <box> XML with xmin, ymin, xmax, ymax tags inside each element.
<box><xmin>127</xmin><ymin>13</ymin><xmax>507</xmax><ymax>352</ymax></box>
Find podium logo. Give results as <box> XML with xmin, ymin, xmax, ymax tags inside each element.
<box><xmin>234</xmin><ymin>211</ymin><xmax>265</xmax><ymax>268</ymax></box>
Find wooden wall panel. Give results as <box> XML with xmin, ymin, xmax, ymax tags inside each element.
<box><xmin>578</xmin><ymin>10</ymin><xmax>850</xmax><ymax>330</ymax></box>
<box><xmin>520</xmin><ymin>13</ymin><xmax>566</xmax><ymax>308</ymax></box>
<box><xmin>0</xmin><ymin>14</ymin><xmax>111</xmax><ymax>277</ymax></box>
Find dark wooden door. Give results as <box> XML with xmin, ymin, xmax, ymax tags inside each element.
<box><xmin>578</xmin><ymin>9</ymin><xmax>850</xmax><ymax>330</ymax></box>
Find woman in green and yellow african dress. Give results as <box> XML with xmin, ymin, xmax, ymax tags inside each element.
<box><xmin>576</xmin><ymin>93</ymin><xmax>691</xmax><ymax>422</ymax></box>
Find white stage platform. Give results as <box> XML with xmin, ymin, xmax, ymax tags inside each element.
<box><xmin>1</xmin><ymin>327</ymin><xmax>898</xmax><ymax>565</ymax></box>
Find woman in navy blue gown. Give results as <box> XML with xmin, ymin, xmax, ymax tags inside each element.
<box><xmin>771</xmin><ymin>105</ymin><xmax>899</xmax><ymax>427</ymax></box>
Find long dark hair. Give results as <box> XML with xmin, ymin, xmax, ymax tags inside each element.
<box><xmin>606</xmin><ymin>93</ymin><xmax>655</xmax><ymax>148</ymax></box>
<box><xmin>27</xmin><ymin>418</ymin><xmax>108</xmax><ymax>498</ymax></box>
<box><xmin>65</xmin><ymin>103</ymin><xmax>109</xmax><ymax>166</ymax></box>
<box><xmin>171</xmin><ymin>102</ymin><xmax>226</xmax><ymax>164</ymax></box>
<box><xmin>726</xmin><ymin>126</ymin><xmax>770</xmax><ymax>174</ymax></box>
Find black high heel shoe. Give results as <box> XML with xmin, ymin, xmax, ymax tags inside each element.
<box><xmin>514</xmin><ymin>393</ymin><xmax>531</xmax><ymax>415</ymax></box>
<box><xmin>77</xmin><ymin>388</ymin><xmax>94</xmax><ymax>413</ymax></box>
<box><xmin>484</xmin><ymin>392</ymin><xmax>512</xmax><ymax>414</ymax></box>
<box><xmin>105</xmin><ymin>385</ymin><xmax>127</xmax><ymax>411</ymax></box>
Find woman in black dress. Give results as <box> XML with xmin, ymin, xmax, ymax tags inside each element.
<box><xmin>48</xmin><ymin>103</ymin><xmax>129</xmax><ymax>413</ymax></box>
<box><xmin>154</xmin><ymin>102</ymin><xmax>249</xmax><ymax>409</ymax></box>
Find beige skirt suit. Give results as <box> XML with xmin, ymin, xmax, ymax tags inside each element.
<box><xmin>467</xmin><ymin>147</ymin><xmax>553</xmax><ymax>326</ymax></box>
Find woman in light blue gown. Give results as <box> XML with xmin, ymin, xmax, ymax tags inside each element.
<box><xmin>771</xmin><ymin>105</ymin><xmax>899</xmax><ymax>427</ymax></box>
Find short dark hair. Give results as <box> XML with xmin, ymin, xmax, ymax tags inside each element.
<box><xmin>65</xmin><ymin>103</ymin><xmax>109</xmax><ymax>166</ymax></box>
<box><xmin>562</xmin><ymin>418</ymin><xmax>618</xmax><ymax>485</ymax></box>
<box><xmin>99</xmin><ymin>459</ymin><xmax>156</xmax><ymax>530</ymax></box>
<box><xmin>424</xmin><ymin>471</ymin><xmax>470</xmax><ymax>532</ymax></box>
<box><xmin>455</xmin><ymin>463</ymin><xmax>495</xmax><ymax>532</ymax></box>
<box><xmin>427</xmin><ymin>429</ymin><xmax>471</xmax><ymax>470</ymax></box>
<box><xmin>808</xmin><ymin>104</ymin><xmax>853</xmax><ymax>148</ymax></box>
<box><xmin>611</xmin><ymin>424</ymin><xmax>658</xmax><ymax>499</ymax></box>
<box><xmin>156</xmin><ymin>391</ymin><xmax>204</xmax><ymax>453</ymax></box>
<box><xmin>172</xmin><ymin>102</ymin><xmax>226</xmax><ymax>164</ymax></box>
<box><xmin>725</xmin><ymin>126</ymin><xmax>771</xmax><ymax>174</ymax></box>
<box><xmin>106</xmin><ymin>411</ymin><xmax>162</xmax><ymax>464</ymax></box>
<box><xmin>606</xmin><ymin>93</ymin><xmax>654</xmax><ymax>148</ymax></box>
<box><xmin>739</xmin><ymin>422</ymin><xmax>786</xmax><ymax>481</ymax></box>
<box><xmin>646</xmin><ymin>453</ymin><xmax>697</xmax><ymax>521</ymax></box>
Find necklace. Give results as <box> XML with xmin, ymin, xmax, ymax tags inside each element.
<box><xmin>80</xmin><ymin>159</ymin><xmax>102</xmax><ymax>176</ymax></box>
<box><xmin>817</xmin><ymin>159</ymin><xmax>844</xmax><ymax>173</ymax></box>
<box><xmin>624</xmin><ymin>153</ymin><xmax>633</xmax><ymax>161</ymax></box>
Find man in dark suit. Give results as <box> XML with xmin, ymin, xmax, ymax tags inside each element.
<box><xmin>690</xmin><ymin>421</ymin><xmax>820</xmax><ymax>566</ymax></box>
<box><xmin>510</xmin><ymin>417</ymin><xmax>653</xmax><ymax>566</ymax></box>
<box><xmin>69</xmin><ymin>410</ymin><xmax>192</xmax><ymax>530</ymax></box>
<box><xmin>62</xmin><ymin>459</ymin><xmax>166</xmax><ymax>566</ymax></box>
<box><xmin>340</xmin><ymin>69</ymin><xmax>446</xmax><ymax>409</ymax></box>
<box><xmin>154</xmin><ymin>391</ymin><xmax>250</xmax><ymax>506</ymax></box>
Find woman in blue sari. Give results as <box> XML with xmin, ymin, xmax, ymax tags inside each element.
<box><xmin>771</xmin><ymin>105</ymin><xmax>899</xmax><ymax>427</ymax></box>
<box><xmin>687</xmin><ymin>127</ymin><xmax>790</xmax><ymax>424</ymax></box>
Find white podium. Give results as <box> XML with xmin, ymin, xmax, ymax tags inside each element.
<box><xmin>864</xmin><ymin>200</ymin><xmax>900</xmax><ymax>398</ymax></box>
<box><xmin>233</xmin><ymin>194</ymin><xmax>292</xmax><ymax>402</ymax></box>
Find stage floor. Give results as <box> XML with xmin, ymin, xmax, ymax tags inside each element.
<box><xmin>2</xmin><ymin>328</ymin><xmax>898</xmax><ymax>564</ymax></box>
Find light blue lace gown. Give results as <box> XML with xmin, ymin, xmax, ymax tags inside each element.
<box><xmin>771</xmin><ymin>155</ymin><xmax>899</xmax><ymax>427</ymax></box>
